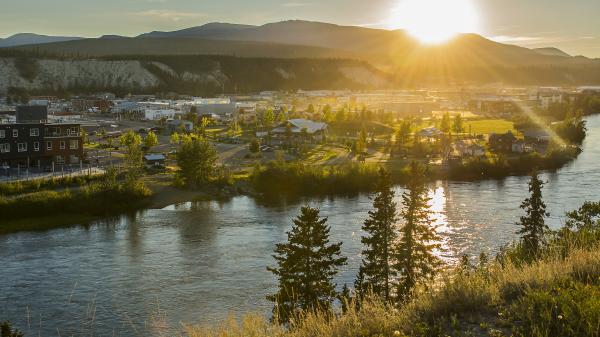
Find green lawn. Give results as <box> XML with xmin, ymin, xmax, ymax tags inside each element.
<box><xmin>466</xmin><ymin>119</ymin><xmax>517</xmax><ymax>135</ymax></box>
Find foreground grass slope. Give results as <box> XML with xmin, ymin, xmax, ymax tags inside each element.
<box><xmin>185</xmin><ymin>246</ymin><xmax>599</xmax><ymax>337</ymax></box>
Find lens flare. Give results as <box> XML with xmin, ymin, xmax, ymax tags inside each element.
<box><xmin>389</xmin><ymin>0</ymin><xmax>480</xmax><ymax>44</ymax></box>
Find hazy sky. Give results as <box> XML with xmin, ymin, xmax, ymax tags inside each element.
<box><xmin>1</xmin><ymin>0</ymin><xmax>600</xmax><ymax>57</ymax></box>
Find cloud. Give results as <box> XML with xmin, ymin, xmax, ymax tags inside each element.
<box><xmin>134</xmin><ymin>9</ymin><xmax>206</xmax><ymax>22</ymax></box>
<box><xmin>489</xmin><ymin>34</ymin><xmax>598</xmax><ymax>46</ymax></box>
<box><xmin>489</xmin><ymin>35</ymin><xmax>544</xmax><ymax>43</ymax></box>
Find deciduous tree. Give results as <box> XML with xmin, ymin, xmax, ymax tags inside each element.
<box><xmin>144</xmin><ymin>130</ymin><xmax>158</xmax><ymax>151</ymax></box>
<box><xmin>176</xmin><ymin>137</ymin><xmax>217</xmax><ymax>186</ymax></box>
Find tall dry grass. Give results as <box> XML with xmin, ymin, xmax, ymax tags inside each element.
<box><xmin>183</xmin><ymin>246</ymin><xmax>600</xmax><ymax>337</ymax></box>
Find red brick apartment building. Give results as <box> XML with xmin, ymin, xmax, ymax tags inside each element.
<box><xmin>0</xmin><ymin>106</ymin><xmax>84</xmax><ymax>168</ymax></box>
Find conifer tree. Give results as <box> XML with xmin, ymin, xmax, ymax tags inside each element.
<box><xmin>395</xmin><ymin>162</ymin><xmax>441</xmax><ymax>302</ymax></box>
<box><xmin>516</xmin><ymin>171</ymin><xmax>550</xmax><ymax>260</ymax></box>
<box><xmin>267</xmin><ymin>206</ymin><xmax>347</xmax><ymax>323</ymax></box>
<box><xmin>440</xmin><ymin>112</ymin><xmax>451</xmax><ymax>134</ymax></box>
<box><xmin>357</xmin><ymin>168</ymin><xmax>398</xmax><ymax>302</ymax></box>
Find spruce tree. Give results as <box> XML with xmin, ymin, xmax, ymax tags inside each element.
<box><xmin>516</xmin><ymin>171</ymin><xmax>550</xmax><ymax>260</ymax></box>
<box><xmin>357</xmin><ymin>168</ymin><xmax>398</xmax><ymax>302</ymax></box>
<box><xmin>267</xmin><ymin>206</ymin><xmax>347</xmax><ymax>323</ymax></box>
<box><xmin>395</xmin><ymin>162</ymin><xmax>441</xmax><ymax>302</ymax></box>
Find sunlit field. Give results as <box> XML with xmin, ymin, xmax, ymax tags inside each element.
<box><xmin>466</xmin><ymin>119</ymin><xmax>517</xmax><ymax>135</ymax></box>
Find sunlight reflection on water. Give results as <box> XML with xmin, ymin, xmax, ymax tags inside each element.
<box><xmin>2</xmin><ymin>116</ymin><xmax>600</xmax><ymax>336</ymax></box>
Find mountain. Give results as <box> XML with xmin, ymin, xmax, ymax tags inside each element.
<box><xmin>99</xmin><ymin>35</ymin><xmax>127</xmax><ymax>39</ymax></box>
<box><xmin>138</xmin><ymin>22</ymin><xmax>257</xmax><ymax>39</ymax></box>
<box><xmin>0</xmin><ymin>33</ymin><xmax>83</xmax><ymax>47</ymax></box>
<box><xmin>533</xmin><ymin>47</ymin><xmax>571</xmax><ymax>58</ymax></box>
<box><xmin>12</xmin><ymin>21</ymin><xmax>598</xmax><ymax>67</ymax></box>
<box><xmin>137</xmin><ymin>20</ymin><xmax>416</xmax><ymax>58</ymax></box>
<box><xmin>5</xmin><ymin>20</ymin><xmax>600</xmax><ymax>87</ymax></box>
<box><xmin>9</xmin><ymin>37</ymin><xmax>358</xmax><ymax>59</ymax></box>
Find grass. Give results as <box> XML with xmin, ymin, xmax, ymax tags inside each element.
<box><xmin>182</xmin><ymin>246</ymin><xmax>600</xmax><ymax>337</ymax></box>
<box><xmin>466</xmin><ymin>119</ymin><xmax>517</xmax><ymax>135</ymax></box>
<box><xmin>431</xmin><ymin>110</ymin><xmax>479</xmax><ymax>119</ymax></box>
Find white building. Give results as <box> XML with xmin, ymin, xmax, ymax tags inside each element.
<box><xmin>144</xmin><ymin>109</ymin><xmax>177</xmax><ymax>121</ymax></box>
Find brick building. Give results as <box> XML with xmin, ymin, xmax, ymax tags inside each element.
<box><xmin>0</xmin><ymin>106</ymin><xmax>83</xmax><ymax>169</ymax></box>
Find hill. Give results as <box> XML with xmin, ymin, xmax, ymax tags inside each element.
<box><xmin>0</xmin><ymin>33</ymin><xmax>83</xmax><ymax>47</ymax></box>
<box><xmin>6</xmin><ymin>20</ymin><xmax>600</xmax><ymax>88</ymax></box>
<box><xmin>534</xmin><ymin>47</ymin><xmax>572</xmax><ymax>57</ymax></box>
<box><xmin>10</xmin><ymin>37</ymin><xmax>358</xmax><ymax>59</ymax></box>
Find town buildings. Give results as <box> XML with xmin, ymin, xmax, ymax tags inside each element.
<box><xmin>0</xmin><ymin>106</ymin><xmax>83</xmax><ymax>169</ymax></box>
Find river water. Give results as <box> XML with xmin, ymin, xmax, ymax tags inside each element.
<box><xmin>2</xmin><ymin>116</ymin><xmax>600</xmax><ymax>336</ymax></box>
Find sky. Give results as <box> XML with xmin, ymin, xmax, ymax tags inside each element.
<box><xmin>1</xmin><ymin>0</ymin><xmax>600</xmax><ymax>57</ymax></box>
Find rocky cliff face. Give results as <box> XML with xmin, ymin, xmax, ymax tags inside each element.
<box><xmin>0</xmin><ymin>56</ymin><xmax>389</xmax><ymax>94</ymax></box>
<box><xmin>0</xmin><ymin>58</ymin><xmax>160</xmax><ymax>93</ymax></box>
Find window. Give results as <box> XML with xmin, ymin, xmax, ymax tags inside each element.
<box><xmin>55</xmin><ymin>155</ymin><xmax>64</xmax><ymax>164</ymax></box>
<box><xmin>17</xmin><ymin>143</ymin><xmax>27</xmax><ymax>152</ymax></box>
<box><xmin>60</xmin><ymin>141</ymin><xmax>65</xmax><ymax>150</ymax></box>
<box><xmin>68</xmin><ymin>127</ymin><xmax>78</xmax><ymax>136</ymax></box>
<box><xmin>46</xmin><ymin>141</ymin><xmax>52</xmax><ymax>150</ymax></box>
<box><xmin>34</xmin><ymin>142</ymin><xmax>40</xmax><ymax>151</ymax></box>
<box><xmin>53</xmin><ymin>127</ymin><xmax>61</xmax><ymax>136</ymax></box>
<box><xmin>12</xmin><ymin>129</ymin><xmax>18</xmax><ymax>137</ymax></box>
<box><xmin>30</xmin><ymin>128</ymin><xmax>39</xmax><ymax>136</ymax></box>
<box><xmin>0</xmin><ymin>143</ymin><xmax>9</xmax><ymax>153</ymax></box>
<box><xmin>0</xmin><ymin>130</ymin><xmax>5</xmax><ymax>138</ymax></box>
<box><xmin>69</xmin><ymin>139</ymin><xmax>79</xmax><ymax>149</ymax></box>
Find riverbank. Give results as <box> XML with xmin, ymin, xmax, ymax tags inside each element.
<box><xmin>0</xmin><ymin>148</ymin><xmax>584</xmax><ymax>236</ymax></box>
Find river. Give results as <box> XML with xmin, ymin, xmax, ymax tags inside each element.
<box><xmin>2</xmin><ymin>115</ymin><xmax>600</xmax><ymax>336</ymax></box>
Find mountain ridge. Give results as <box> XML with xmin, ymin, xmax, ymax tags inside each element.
<box><xmin>7</xmin><ymin>20</ymin><xmax>597</xmax><ymax>67</ymax></box>
<box><xmin>3</xmin><ymin>20</ymin><xmax>600</xmax><ymax>89</ymax></box>
<box><xmin>0</xmin><ymin>33</ymin><xmax>83</xmax><ymax>48</ymax></box>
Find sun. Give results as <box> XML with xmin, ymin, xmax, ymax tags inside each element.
<box><xmin>389</xmin><ymin>0</ymin><xmax>480</xmax><ymax>44</ymax></box>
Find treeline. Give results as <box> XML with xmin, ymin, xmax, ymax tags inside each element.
<box><xmin>251</xmin><ymin>162</ymin><xmax>389</xmax><ymax>198</ymax></box>
<box><xmin>448</xmin><ymin>146</ymin><xmax>582</xmax><ymax>180</ymax></box>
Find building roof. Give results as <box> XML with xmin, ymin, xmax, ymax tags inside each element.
<box><xmin>272</xmin><ymin>118</ymin><xmax>328</xmax><ymax>134</ymax></box>
<box><xmin>489</xmin><ymin>131</ymin><xmax>517</xmax><ymax>142</ymax></box>
<box><xmin>144</xmin><ymin>154</ymin><xmax>166</xmax><ymax>161</ymax></box>
<box><xmin>523</xmin><ymin>129</ymin><xmax>552</xmax><ymax>141</ymax></box>
<box><xmin>419</xmin><ymin>126</ymin><xmax>443</xmax><ymax>137</ymax></box>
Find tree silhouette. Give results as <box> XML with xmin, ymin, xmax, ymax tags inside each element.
<box><xmin>516</xmin><ymin>171</ymin><xmax>549</xmax><ymax>260</ymax></box>
<box><xmin>396</xmin><ymin>162</ymin><xmax>441</xmax><ymax>302</ymax></box>
<box><xmin>267</xmin><ymin>206</ymin><xmax>347</xmax><ymax>323</ymax></box>
<box><xmin>358</xmin><ymin>168</ymin><xmax>398</xmax><ymax>302</ymax></box>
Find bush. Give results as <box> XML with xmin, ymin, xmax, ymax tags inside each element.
<box><xmin>510</xmin><ymin>282</ymin><xmax>600</xmax><ymax>337</ymax></box>
<box><xmin>251</xmin><ymin>162</ymin><xmax>383</xmax><ymax>198</ymax></box>
<box><xmin>0</xmin><ymin>180</ymin><xmax>151</xmax><ymax>221</ymax></box>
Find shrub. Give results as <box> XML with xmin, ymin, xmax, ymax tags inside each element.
<box><xmin>510</xmin><ymin>282</ymin><xmax>600</xmax><ymax>337</ymax></box>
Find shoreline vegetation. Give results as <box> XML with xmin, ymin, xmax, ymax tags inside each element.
<box><xmin>0</xmin><ymin>109</ymin><xmax>591</xmax><ymax>235</ymax></box>
<box><xmin>0</xmin><ymin>142</ymin><xmax>584</xmax><ymax>235</ymax></box>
